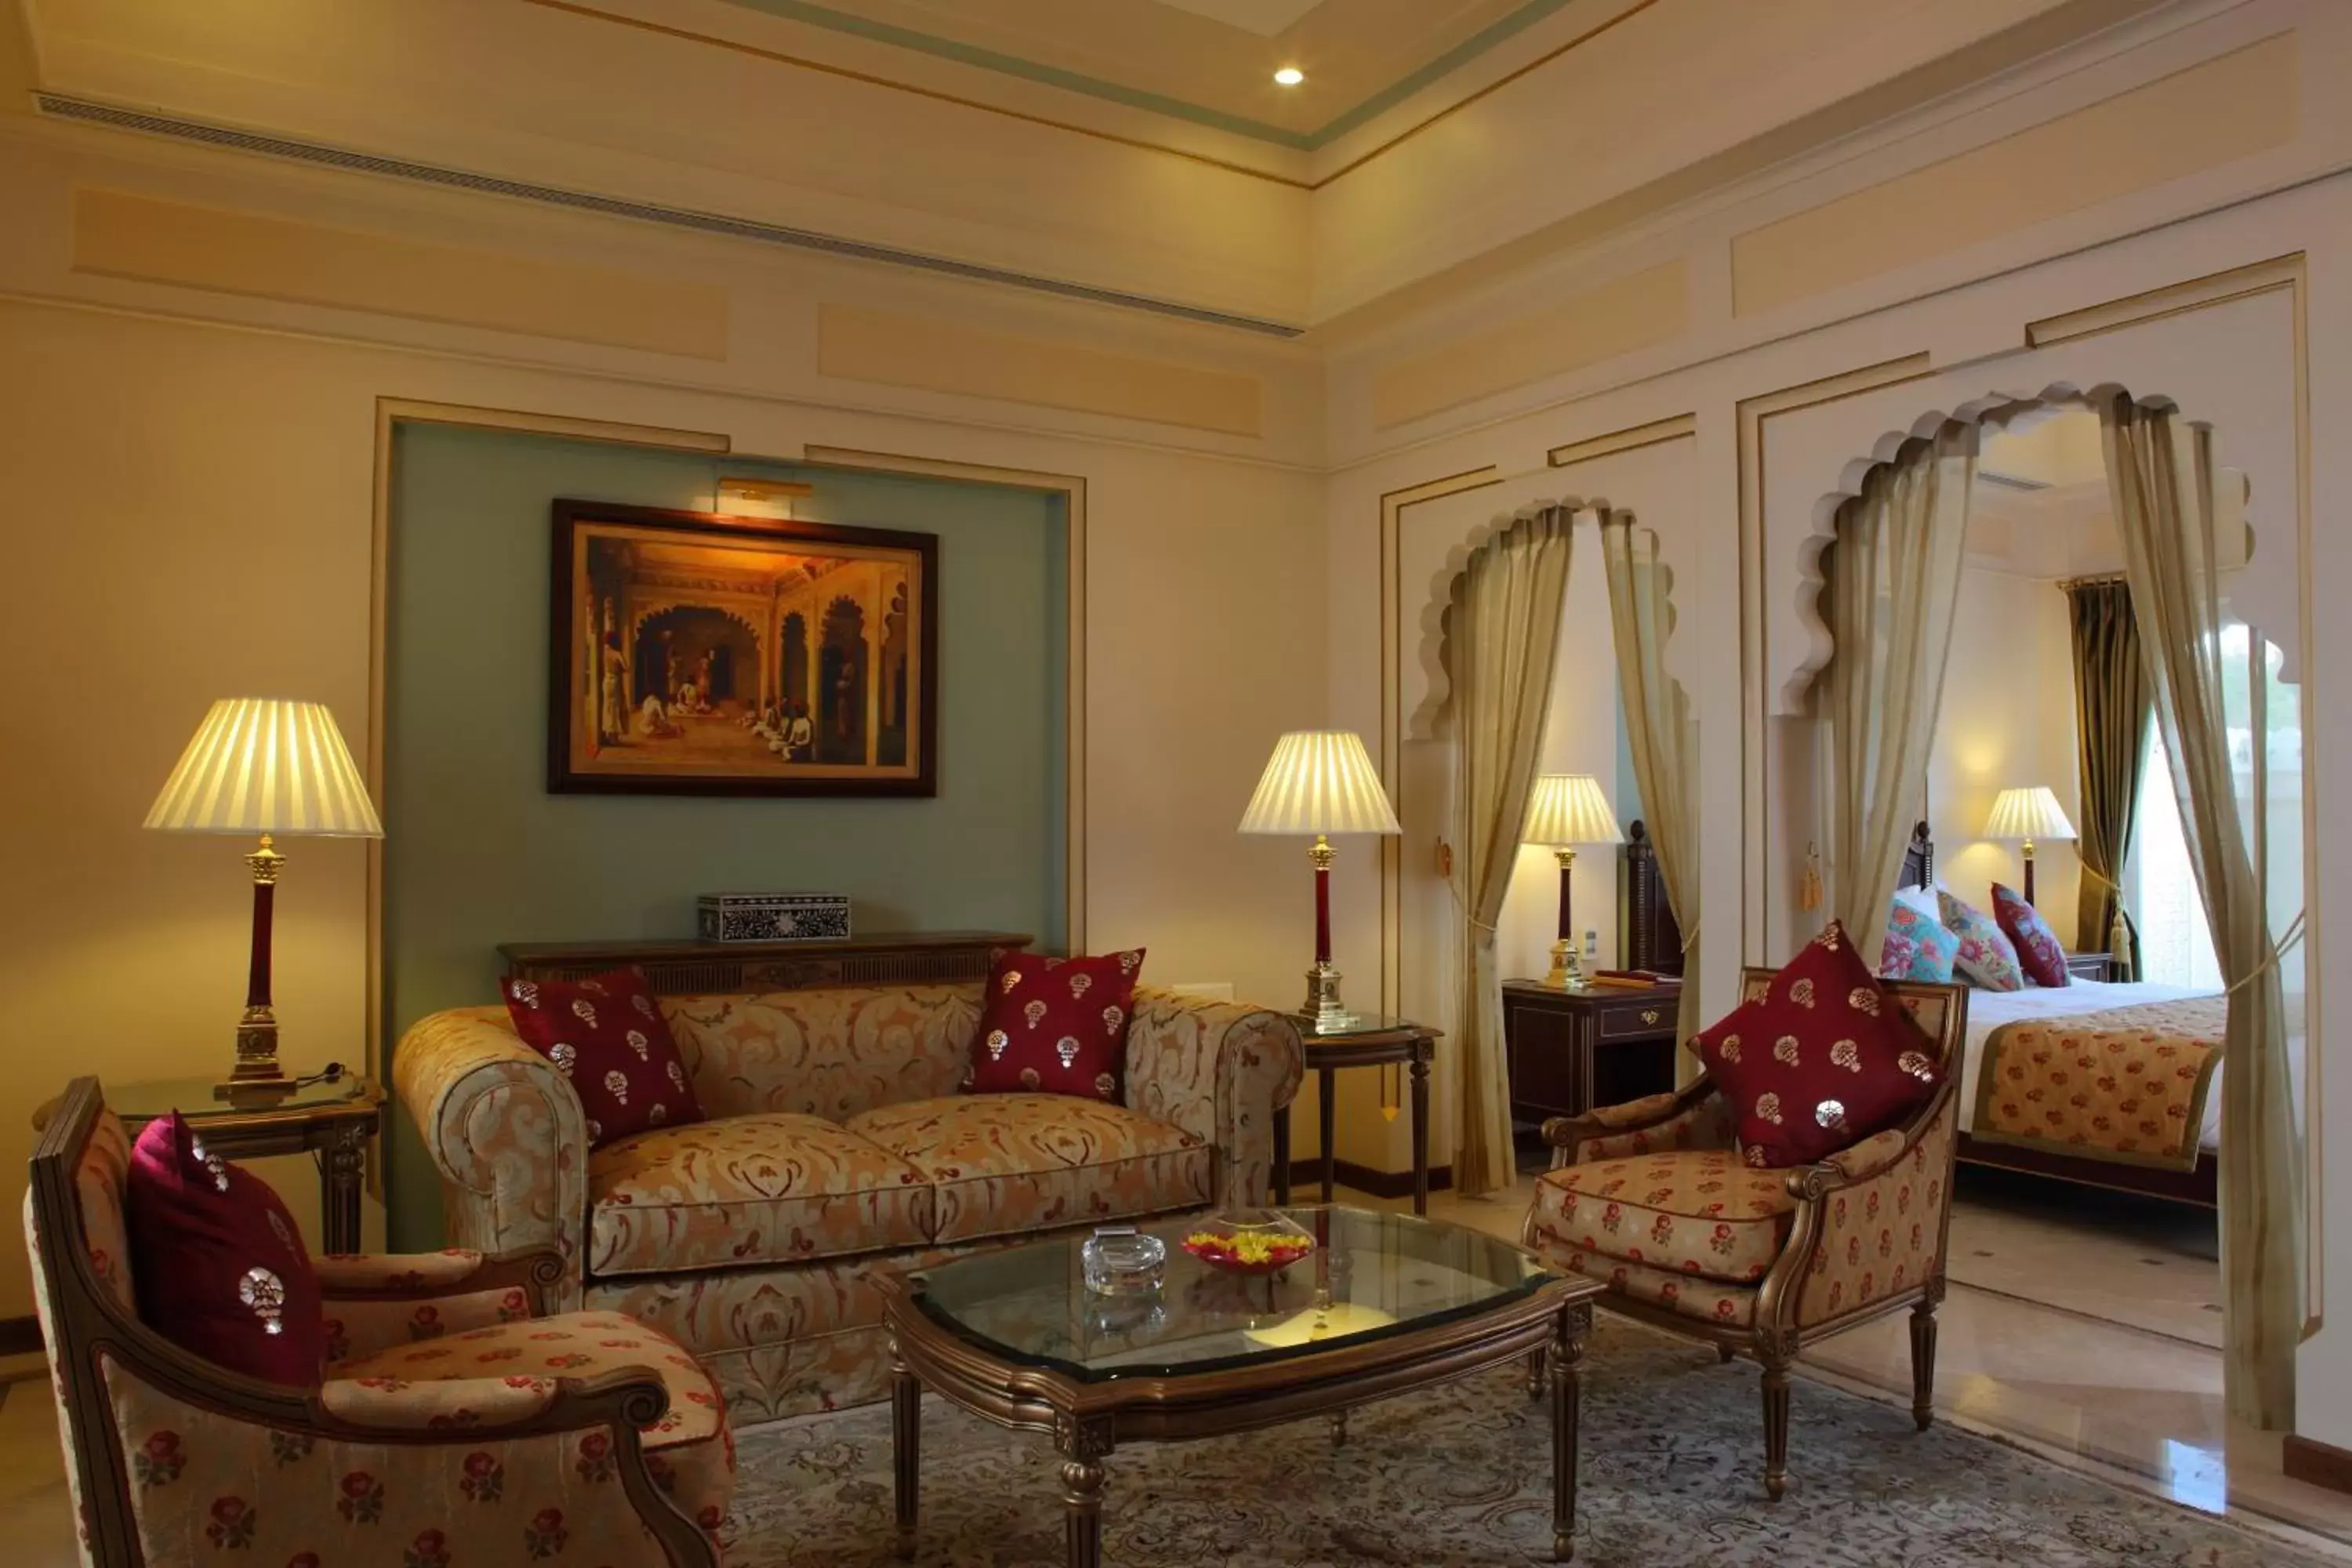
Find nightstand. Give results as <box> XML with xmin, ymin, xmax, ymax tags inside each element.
<box><xmin>2066</xmin><ymin>953</ymin><xmax>2118</xmax><ymax>982</ymax></box>
<box><xmin>1502</xmin><ymin>981</ymin><xmax>1681</xmax><ymax>1128</ymax></box>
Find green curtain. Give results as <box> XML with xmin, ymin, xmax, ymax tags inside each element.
<box><xmin>2064</xmin><ymin>577</ymin><xmax>2149</xmax><ymax>977</ymax></box>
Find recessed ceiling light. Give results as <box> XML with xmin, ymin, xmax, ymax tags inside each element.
<box><xmin>1273</xmin><ymin>66</ymin><xmax>1305</xmax><ymax>86</ymax></box>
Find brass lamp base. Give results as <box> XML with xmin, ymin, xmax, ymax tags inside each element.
<box><xmin>217</xmin><ymin>1007</ymin><xmax>298</xmax><ymax>1107</ymax></box>
<box><xmin>1543</xmin><ymin>939</ymin><xmax>1588</xmax><ymax>990</ymax></box>
<box><xmin>1302</xmin><ymin>962</ymin><xmax>1361</xmax><ymax>1035</ymax></box>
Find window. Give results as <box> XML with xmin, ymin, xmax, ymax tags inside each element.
<box><xmin>2124</xmin><ymin>725</ymin><xmax>2220</xmax><ymax>989</ymax></box>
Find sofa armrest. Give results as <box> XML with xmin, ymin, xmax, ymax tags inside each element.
<box><xmin>393</xmin><ymin>1007</ymin><xmax>588</xmax><ymax>1310</ymax></box>
<box><xmin>1782</xmin><ymin>1084</ymin><xmax>1960</xmax><ymax>1330</ymax></box>
<box><xmin>1123</xmin><ymin>988</ymin><xmax>1304</xmax><ymax>1207</ymax></box>
<box><xmin>316</xmin><ymin>1250</ymin><xmax>571</xmax><ymax>1363</ymax></box>
<box><xmin>1539</xmin><ymin>1082</ymin><xmax>1735</xmax><ymax>1168</ymax></box>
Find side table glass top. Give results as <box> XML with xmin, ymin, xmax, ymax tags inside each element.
<box><xmin>1292</xmin><ymin>1011</ymin><xmax>1426</xmax><ymax>1039</ymax></box>
<box><xmin>104</xmin><ymin>1073</ymin><xmax>374</xmax><ymax>1122</ymax></box>
<box><xmin>909</xmin><ymin>1206</ymin><xmax>1548</xmax><ymax>1384</ymax></box>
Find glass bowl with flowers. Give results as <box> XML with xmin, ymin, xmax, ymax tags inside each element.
<box><xmin>1181</xmin><ymin>1209</ymin><xmax>1316</xmax><ymax>1275</ymax></box>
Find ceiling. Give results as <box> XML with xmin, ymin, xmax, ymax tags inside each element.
<box><xmin>711</xmin><ymin>0</ymin><xmax>1565</xmax><ymax>145</ymax></box>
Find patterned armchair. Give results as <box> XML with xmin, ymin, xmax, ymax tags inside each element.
<box><xmin>1522</xmin><ymin>973</ymin><xmax>1966</xmax><ymax>1501</ymax></box>
<box><xmin>397</xmin><ymin>982</ymin><xmax>1303</xmax><ymax>1422</ymax></box>
<box><xmin>25</xmin><ymin>1078</ymin><xmax>731</xmax><ymax>1567</ymax></box>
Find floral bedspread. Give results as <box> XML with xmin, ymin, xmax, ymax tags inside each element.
<box><xmin>1969</xmin><ymin>995</ymin><xmax>2225</xmax><ymax>1171</ymax></box>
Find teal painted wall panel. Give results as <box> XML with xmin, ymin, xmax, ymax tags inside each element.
<box><xmin>382</xmin><ymin>424</ymin><xmax>1065</xmax><ymax>1247</ymax></box>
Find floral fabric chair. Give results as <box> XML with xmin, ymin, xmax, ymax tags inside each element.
<box><xmin>24</xmin><ymin>1076</ymin><xmax>731</xmax><ymax>1567</ymax></box>
<box><xmin>397</xmin><ymin>982</ymin><xmax>1302</xmax><ymax>1422</ymax></box>
<box><xmin>1521</xmin><ymin>972</ymin><xmax>1966</xmax><ymax>1501</ymax></box>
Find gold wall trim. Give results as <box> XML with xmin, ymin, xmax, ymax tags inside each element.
<box><xmin>801</xmin><ymin>444</ymin><xmax>1090</xmax><ymax>953</ymax></box>
<box><xmin>1733</xmin><ymin>354</ymin><xmax>1934</xmax><ymax>967</ymax></box>
<box><xmin>78</xmin><ymin>189</ymin><xmax>733</xmax><ymax>361</ymax></box>
<box><xmin>1376</xmin><ymin>465</ymin><xmax>1505</xmax><ymax>1012</ymax></box>
<box><xmin>1548</xmin><ymin>412</ymin><xmax>1697</xmax><ymax>468</ymax></box>
<box><xmin>818</xmin><ymin>303</ymin><xmax>1264</xmax><ymax>437</ymax></box>
<box><xmin>1372</xmin><ymin>261</ymin><xmax>1689</xmax><ymax>430</ymax></box>
<box><xmin>2027</xmin><ymin>252</ymin><xmax>2303</xmax><ymax>347</ymax></box>
<box><xmin>1730</xmin><ymin>34</ymin><xmax>2300</xmax><ymax>319</ymax></box>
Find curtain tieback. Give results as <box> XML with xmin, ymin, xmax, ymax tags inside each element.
<box><xmin>2218</xmin><ymin>909</ymin><xmax>2308</xmax><ymax>999</ymax></box>
<box><xmin>1678</xmin><ymin>920</ymin><xmax>1700</xmax><ymax>953</ymax></box>
<box><xmin>1444</xmin><ymin>870</ymin><xmax>1501</xmax><ymax>935</ymax></box>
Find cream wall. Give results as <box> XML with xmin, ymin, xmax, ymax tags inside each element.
<box><xmin>0</xmin><ymin>143</ymin><xmax>1329</xmax><ymax>1318</ymax></box>
<box><xmin>1928</xmin><ymin>568</ymin><xmax>2084</xmax><ymax>945</ymax></box>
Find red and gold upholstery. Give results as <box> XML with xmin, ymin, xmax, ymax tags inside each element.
<box><xmin>26</xmin><ymin>1079</ymin><xmax>731</xmax><ymax>1568</ymax></box>
<box><xmin>1524</xmin><ymin>967</ymin><xmax>1965</xmax><ymax>1502</ymax></box>
<box><xmin>398</xmin><ymin>980</ymin><xmax>1301</xmax><ymax>1420</ymax></box>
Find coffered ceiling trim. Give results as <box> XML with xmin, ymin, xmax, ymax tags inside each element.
<box><xmin>710</xmin><ymin>0</ymin><xmax>1585</xmax><ymax>150</ymax></box>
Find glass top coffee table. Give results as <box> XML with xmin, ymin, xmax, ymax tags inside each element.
<box><xmin>877</xmin><ymin>1206</ymin><xmax>1601</xmax><ymax>1566</ymax></box>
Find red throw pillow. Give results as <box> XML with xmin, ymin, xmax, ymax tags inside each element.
<box><xmin>1688</xmin><ymin>921</ymin><xmax>1944</xmax><ymax>1168</ymax></box>
<box><xmin>125</xmin><ymin>1112</ymin><xmax>325</xmax><ymax>1384</ymax></box>
<box><xmin>500</xmin><ymin>968</ymin><xmax>703</xmax><ymax>1149</ymax></box>
<box><xmin>1991</xmin><ymin>882</ymin><xmax>2071</xmax><ymax>988</ymax></box>
<box><xmin>965</xmin><ymin>948</ymin><xmax>1146</xmax><ymax>1102</ymax></box>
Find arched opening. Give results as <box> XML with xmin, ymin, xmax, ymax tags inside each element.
<box><xmin>780</xmin><ymin>610</ymin><xmax>810</xmax><ymax>720</ymax></box>
<box><xmin>818</xmin><ymin>596</ymin><xmax>869</xmax><ymax>764</ymax></box>
<box><xmin>632</xmin><ymin>604</ymin><xmax>760</xmax><ymax>720</ymax></box>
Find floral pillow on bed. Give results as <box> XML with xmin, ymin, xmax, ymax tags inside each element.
<box><xmin>1879</xmin><ymin>898</ymin><xmax>1960</xmax><ymax>984</ymax></box>
<box><xmin>1936</xmin><ymin>889</ymin><xmax>2026</xmax><ymax>992</ymax></box>
<box><xmin>1990</xmin><ymin>882</ymin><xmax>2070</xmax><ymax>988</ymax></box>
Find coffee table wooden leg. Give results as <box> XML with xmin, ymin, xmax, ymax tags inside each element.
<box><xmin>890</xmin><ymin>1348</ymin><xmax>920</xmax><ymax>1559</ymax></box>
<box><xmin>1409</xmin><ymin>1045</ymin><xmax>1431</xmax><ymax>1217</ymax></box>
<box><xmin>1552</xmin><ymin>1305</ymin><xmax>1591</xmax><ymax>1562</ymax></box>
<box><xmin>1058</xmin><ymin>1417</ymin><xmax>1112</xmax><ymax>1568</ymax></box>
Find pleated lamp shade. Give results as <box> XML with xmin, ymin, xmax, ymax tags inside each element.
<box><xmin>1237</xmin><ymin>731</ymin><xmax>1400</xmax><ymax>836</ymax></box>
<box><xmin>143</xmin><ymin>699</ymin><xmax>384</xmax><ymax>838</ymax></box>
<box><xmin>1522</xmin><ymin>775</ymin><xmax>1622</xmax><ymax>848</ymax></box>
<box><xmin>1984</xmin><ymin>786</ymin><xmax>2075</xmax><ymax>842</ymax></box>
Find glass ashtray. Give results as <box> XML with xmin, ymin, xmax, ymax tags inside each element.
<box><xmin>1081</xmin><ymin>1225</ymin><xmax>1167</xmax><ymax>1295</ymax></box>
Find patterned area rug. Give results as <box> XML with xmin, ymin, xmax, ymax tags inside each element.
<box><xmin>723</xmin><ymin>1319</ymin><xmax>2321</xmax><ymax>1566</ymax></box>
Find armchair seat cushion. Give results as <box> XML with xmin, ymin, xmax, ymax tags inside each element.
<box><xmin>330</xmin><ymin>1308</ymin><xmax>733</xmax><ymax>1533</ymax></box>
<box><xmin>589</xmin><ymin>1114</ymin><xmax>933</xmax><ymax>1277</ymax></box>
<box><xmin>845</xmin><ymin>1094</ymin><xmax>1213</xmax><ymax>1245</ymax></box>
<box><xmin>1530</xmin><ymin>1150</ymin><xmax>1795</xmax><ymax>1285</ymax></box>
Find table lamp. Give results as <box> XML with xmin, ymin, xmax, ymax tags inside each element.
<box><xmin>1523</xmin><ymin>775</ymin><xmax>1623</xmax><ymax>989</ymax></box>
<box><xmin>143</xmin><ymin>699</ymin><xmax>384</xmax><ymax>1105</ymax></box>
<box><xmin>1984</xmin><ymin>785</ymin><xmax>2074</xmax><ymax>907</ymax></box>
<box><xmin>1238</xmin><ymin>731</ymin><xmax>1400</xmax><ymax>1033</ymax></box>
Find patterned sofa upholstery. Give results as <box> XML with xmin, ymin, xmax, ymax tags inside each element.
<box><xmin>25</xmin><ymin>1077</ymin><xmax>730</xmax><ymax>1568</ymax></box>
<box><xmin>1522</xmin><ymin>971</ymin><xmax>1966</xmax><ymax>1503</ymax></box>
<box><xmin>397</xmin><ymin>982</ymin><xmax>1303</xmax><ymax>1421</ymax></box>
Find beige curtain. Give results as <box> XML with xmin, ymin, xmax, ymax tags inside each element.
<box><xmin>2099</xmin><ymin>394</ymin><xmax>2300</xmax><ymax>1429</ymax></box>
<box><xmin>1821</xmin><ymin>425</ymin><xmax>1975</xmax><ymax>965</ymax></box>
<box><xmin>1448</xmin><ymin>508</ymin><xmax>1573</xmax><ymax>1197</ymax></box>
<box><xmin>1599</xmin><ymin>516</ymin><xmax>1701</xmax><ymax>1048</ymax></box>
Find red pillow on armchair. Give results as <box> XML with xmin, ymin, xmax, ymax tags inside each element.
<box><xmin>965</xmin><ymin>948</ymin><xmax>1146</xmax><ymax>1102</ymax></box>
<box><xmin>1687</xmin><ymin>921</ymin><xmax>1944</xmax><ymax>1168</ymax></box>
<box><xmin>125</xmin><ymin>1112</ymin><xmax>325</xmax><ymax>1385</ymax></box>
<box><xmin>500</xmin><ymin>967</ymin><xmax>703</xmax><ymax>1150</ymax></box>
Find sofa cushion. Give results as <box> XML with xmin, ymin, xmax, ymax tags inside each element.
<box><xmin>587</xmin><ymin>1113</ymin><xmax>932</xmax><ymax>1278</ymax></box>
<box><xmin>503</xmin><ymin>968</ymin><xmax>704</xmax><ymax>1149</ymax></box>
<box><xmin>328</xmin><ymin>1308</ymin><xmax>731</xmax><ymax>1534</ymax></box>
<box><xmin>659</xmin><ymin>985</ymin><xmax>982</xmax><ymax>1123</ymax></box>
<box><xmin>966</xmin><ymin>949</ymin><xmax>1145</xmax><ymax>1102</ymax></box>
<box><xmin>845</xmin><ymin>1095</ymin><xmax>1213</xmax><ymax>1245</ymax></box>
<box><xmin>1991</xmin><ymin>881</ymin><xmax>2071</xmax><ymax>988</ymax></box>
<box><xmin>1530</xmin><ymin>1149</ymin><xmax>1795</xmax><ymax>1285</ymax></box>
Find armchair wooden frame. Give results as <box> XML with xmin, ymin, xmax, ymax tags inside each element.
<box><xmin>28</xmin><ymin>1076</ymin><xmax>720</xmax><ymax>1568</ymax></box>
<box><xmin>1526</xmin><ymin>972</ymin><xmax>1966</xmax><ymax>1501</ymax></box>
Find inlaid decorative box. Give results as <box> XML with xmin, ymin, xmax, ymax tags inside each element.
<box><xmin>695</xmin><ymin>892</ymin><xmax>852</xmax><ymax>943</ymax></box>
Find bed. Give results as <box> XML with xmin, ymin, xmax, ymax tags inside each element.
<box><xmin>1898</xmin><ymin>822</ymin><xmax>2223</xmax><ymax>1207</ymax></box>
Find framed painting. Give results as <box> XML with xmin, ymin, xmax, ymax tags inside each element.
<box><xmin>549</xmin><ymin>499</ymin><xmax>938</xmax><ymax>797</ymax></box>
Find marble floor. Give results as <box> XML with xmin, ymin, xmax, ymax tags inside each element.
<box><xmin>2</xmin><ymin>1172</ymin><xmax>2342</xmax><ymax>1562</ymax></box>
<box><xmin>1355</xmin><ymin>1163</ymin><xmax>2352</xmax><ymax>1558</ymax></box>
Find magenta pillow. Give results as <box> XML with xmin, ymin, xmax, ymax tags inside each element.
<box><xmin>966</xmin><ymin>949</ymin><xmax>1145</xmax><ymax>1102</ymax></box>
<box><xmin>501</xmin><ymin>968</ymin><xmax>703</xmax><ymax>1150</ymax></box>
<box><xmin>125</xmin><ymin>1112</ymin><xmax>324</xmax><ymax>1385</ymax></box>
<box><xmin>1991</xmin><ymin>882</ymin><xmax>2070</xmax><ymax>988</ymax></box>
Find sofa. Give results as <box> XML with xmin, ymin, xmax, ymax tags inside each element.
<box><xmin>396</xmin><ymin>982</ymin><xmax>1304</xmax><ymax>1421</ymax></box>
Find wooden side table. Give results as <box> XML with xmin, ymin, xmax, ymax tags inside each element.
<box><xmin>1502</xmin><ymin>981</ymin><xmax>1681</xmax><ymax>1127</ymax></box>
<box><xmin>2065</xmin><ymin>953</ymin><xmax>2118</xmax><ymax>982</ymax></box>
<box><xmin>34</xmin><ymin>1073</ymin><xmax>385</xmax><ymax>1254</ymax></box>
<box><xmin>1272</xmin><ymin>1016</ymin><xmax>1440</xmax><ymax>1217</ymax></box>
